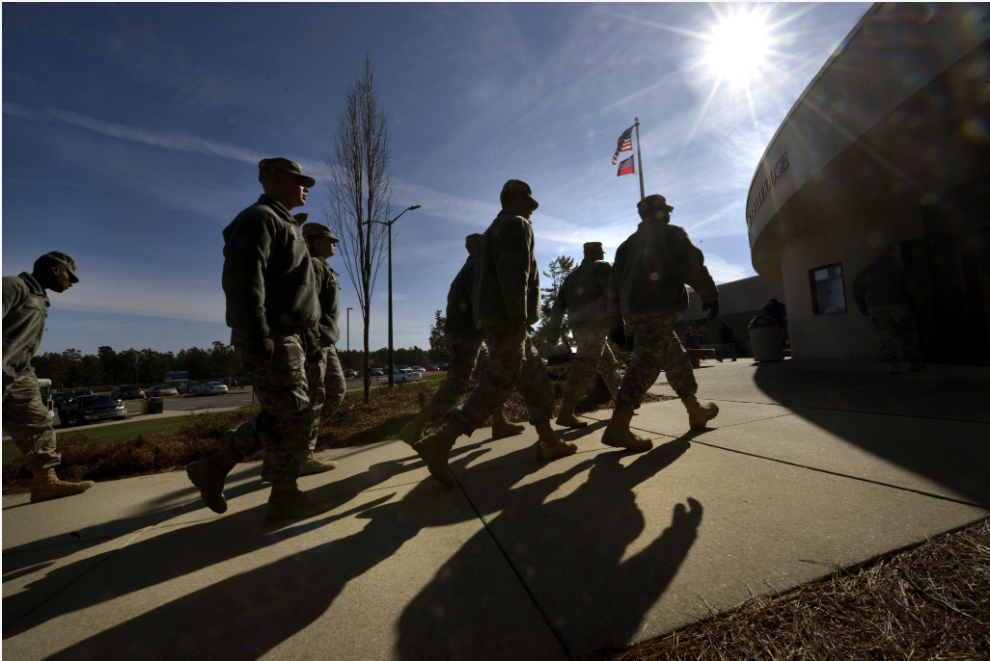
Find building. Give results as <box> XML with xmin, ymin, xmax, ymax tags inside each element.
<box><xmin>747</xmin><ymin>3</ymin><xmax>990</xmax><ymax>364</ymax></box>
<box><xmin>680</xmin><ymin>277</ymin><xmax>785</xmax><ymax>353</ymax></box>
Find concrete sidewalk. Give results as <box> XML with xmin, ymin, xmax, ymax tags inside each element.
<box><xmin>3</xmin><ymin>358</ymin><xmax>988</xmax><ymax>660</ymax></box>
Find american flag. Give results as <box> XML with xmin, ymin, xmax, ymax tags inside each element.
<box><xmin>612</xmin><ymin>125</ymin><xmax>634</xmax><ymax>164</ymax></box>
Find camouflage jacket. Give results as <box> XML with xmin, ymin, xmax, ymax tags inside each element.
<box><xmin>222</xmin><ymin>194</ymin><xmax>319</xmax><ymax>337</ymax></box>
<box><xmin>473</xmin><ymin>211</ymin><xmax>541</xmax><ymax>325</ymax></box>
<box><xmin>446</xmin><ymin>255</ymin><xmax>482</xmax><ymax>339</ymax></box>
<box><xmin>310</xmin><ymin>251</ymin><xmax>341</xmax><ymax>347</ymax></box>
<box><xmin>608</xmin><ymin>220</ymin><xmax>718</xmax><ymax>325</ymax></box>
<box><xmin>2</xmin><ymin>273</ymin><xmax>50</xmax><ymax>378</ymax></box>
<box><xmin>550</xmin><ymin>258</ymin><xmax>612</xmax><ymax>330</ymax></box>
<box><xmin>852</xmin><ymin>256</ymin><xmax>922</xmax><ymax>310</ymax></box>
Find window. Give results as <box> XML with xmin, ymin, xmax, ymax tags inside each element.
<box><xmin>809</xmin><ymin>263</ymin><xmax>847</xmax><ymax>314</ymax></box>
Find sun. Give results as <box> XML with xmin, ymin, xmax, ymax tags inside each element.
<box><xmin>705</xmin><ymin>9</ymin><xmax>770</xmax><ymax>83</ymax></box>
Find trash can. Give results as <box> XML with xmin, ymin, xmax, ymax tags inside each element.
<box><xmin>141</xmin><ymin>398</ymin><xmax>149</xmax><ymax>414</ymax></box>
<box><xmin>145</xmin><ymin>397</ymin><xmax>164</xmax><ymax>414</ymax></box>
<box><xmin>748</xmin><ymin>316</ymin><xmax>784</xmax><ymax>362</ymax></box>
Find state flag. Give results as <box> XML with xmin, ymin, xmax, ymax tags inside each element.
<box><xmin>617</xmin><ymin>156</ymin><xmax>635</xmax><ymax>177</ymax></box>
<box><xmin>611</xmin><ymin>125</ymin><xmax>634</xmax><ymax>164</ymax></box>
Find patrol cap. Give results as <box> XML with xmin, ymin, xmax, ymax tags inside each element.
<box><xmin>40</xmin><ymin>251</ymin><xmax>80</xmax><ymax>283</ymax></box>
<box><xmin>302</xmin><ymin>222</ymin><xmax>339</xmax><ymax>242</ymax></box>
<box><xmin>637</xmin><ymin>194</ymin><xmax>674</xmax><ymax>213</ymax></box>
<box><xmin>465</xmin><ymin>233</ymin><xmax>483</xmax><ymax>251</ymax></box>
<box><xmin>258</xmin><ymin>157</ymin><xmax>316</xmax><ymax>188</ymax></box>
<box><xmin>501</xmin><ymin>179</ymin><xmax>539</xmax><ymax>211</ymax></box>
<box><xmin>583</xmin><ymin>242</ymin><xmax>604</xmax><ymax>257</ymax></box>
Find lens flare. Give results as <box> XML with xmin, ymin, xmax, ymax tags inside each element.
<box><xmin>705</xmin><ymin>10</ymin><xmax>770</xmax><ymax>83</ymax></box>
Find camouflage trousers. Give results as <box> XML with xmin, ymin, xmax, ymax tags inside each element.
<box><xmin>563</xmin><ymin>324</ymin><xmax>622</xmax><ymax>403</ymax></box>
<box><xmin>2</xmin><ymin>374</ymin><xmax>60</xmax><ymax>472</ymax></box>
<box><xmin>318</xmin><ymin>346</ymin><xmax>347</xmax><ymax>440</ymax></box>
<box><xmin>451</xmin><ymin>320</ymin><xmax>554</xmax><ymax>436</ymax></box>
<box><xmin>225</xmin><ymin>330</ymin><xmax>326</xmax><ymax>483</ymax></box>
<box><xmin>616</xmin><ymin>313</ymin><xmax>697</xmax><ymax>410</ymax></box>
<box><xmin>869</xmin><ymin>304</ymin><xmax>922</xmax><ymax>362</ymax></box>
<box><xmin>423</xmin><ymin>332</ymin><xmax>501</xmax><ymax>421</ymax></box>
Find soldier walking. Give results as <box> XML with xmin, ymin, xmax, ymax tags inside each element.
<box><xmin>298</xmin><ymin>218</ymin><xmax>347</xmax><ymax>473</ymax></box>
<box><xmin>414</xmin><ymin>180</ymin><xmax>576</xmax><ymax>488</ymax></box>
<box><xmin>852</xmin><ymin>240</ymin><xmax>925</xmax><ymax>374</ymax></box>
<box><xmin>3</xmin><ymin>252</ymin><xmax>95</xmax><ymax>502</ymax></box>
<box><xmin>399</xmin><ymin>233</ymin><xmax>525</xmax><ymax>445</ymax></box>
<box><xmin>604</xmin><ymin>194</ymin><xmax>721</xmax><ymax>449</ymax></box>
<box><xmin>547</xmin><ymin>241</ymin><xmax>623</xmax><ymax>429</ymax></box>
<box><xmin>186</xmin><ymin>158</ymin><xmax>329</xmax><ymax>521</ymax></box>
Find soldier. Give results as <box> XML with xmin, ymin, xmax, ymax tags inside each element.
<box><xmin>547</xmin><ymin>241</ymin><xmax>623</xmax><ymax>429</ymax></box>
<box><xmin>3</xmin><ymin>252</ymin><xmax>95</xmax><ymax>503</ymax></box>
<box><xmin>186</xmin><ymin>158</ymin><xmax>329</xmax><ymax>521</ymax></box>
<box><xmin>852</xmin><ymin>240</ymin><xmax>925</xmax><ymax>374</ymax></box>
<box><xmin>398</xmin><ymin>233</ymin><xmax>525</xmax><ymax>445</ymax></box>
<box><xmin>414</xmin><ymin>180</ymin><xmax>576</xmax><ymax>488</ymax></box>
<box><xmin>604</xmin><ymin>194</ymin><xmax>721</xmax><ymax>449</ymax></box>
<box><xmin>297</xmin><ymin>217</ymin><xmax>346</xmax><ymax>473</ymax></box>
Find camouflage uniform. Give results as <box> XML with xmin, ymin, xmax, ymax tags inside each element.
<box><xmin>450</xmin><ymin>208</ymin><xmax>554</xmax><ymax>435</ymax></box>
<box><xmin>609</xmin><ymin>213</ymin><xmax>718</xmax><ymax>409</ymax></box>
<box><xmin>221</xmin><ymin>194</ymin><xmax>325</xmax><ymax>483</ymax></box>
<box><xmin>550</xmin><ymin>254</ymin><xmax>622</xmax><ymax>402</ymax></box>
<box><xmin>2</xmin><ymin>375</ymin><xmax>59</xmax><ymax>471</ymax></box>
<box><xmin>869</xmin><ymin>305</ymin><xmax>922</xmax><ymax>362</ymax></box>
<box><xmin>305</xmin><ymin>225</ymin><xmax>346</xmax><ymax>429</ymax></box>
<box><xmin>423</xmin><ymin>335</ymin><xmax>488</xmax><ymax>420</ymax></box>
<box><xmin>852</xmin><ymin>256</ymin><xmax>924</xmax><ymax>362</ymax></box>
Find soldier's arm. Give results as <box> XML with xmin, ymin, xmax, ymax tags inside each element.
<box><xmin>2</xmin><ymin>277</ymin><xmax>26</xmax><ymax>319</ymax></box>
<box><xmin>606</xmin><ymin>253</ymin><xmax>623</xmax><ymax>328</ymax></box>
<box><xmin>221</xmin><ymin>214</ymin><xmax>274</xmax><ymax>336</ymax></box>
<box><xmin>495</xmin><ymin>217</ymin><xmax>535</xmax><ymax>321</ymax></box>
<box><xmin>673</xmin><ymin>227</ymin><xmax>718</xmax><ymax>304</ymax></box>
<box><xmin>597</xmin><ymin>262</ymin><xmax>613</xmax><ymax>294</ymax></box>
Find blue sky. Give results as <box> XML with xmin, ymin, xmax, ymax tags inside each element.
<box><xmin>2</xmin><ymin>2</ymin><xmax>869</xmax><ymax>355</ymax></box>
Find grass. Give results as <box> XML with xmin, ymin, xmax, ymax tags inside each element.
<box><xmin>605</xmin><ymin>518</ymin><xmax>990</xmax><ymax>661</ymax></box>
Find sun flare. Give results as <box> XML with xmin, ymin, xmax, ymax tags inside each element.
<box><xmin>705</xmin><ymin>10</ymin><xmax>770</xmax><ymax>82</ymax></box>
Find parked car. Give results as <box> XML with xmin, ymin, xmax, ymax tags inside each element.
<box><xmin>59</xmin><ymin>394</ymin><xmax>127</xmax><ymax>426</ymax></box>
<box><xmin>437</xmin><ymin>363</ymin><xmax>448</xmax><ymax>370</ymax></box>
<box><xmin>394</xmin><ymin>365</ymin><xmax>410</xmax><ymax>371</ymax></box>
<box><xmin>410</xmin><ymin>366</ymin><xmax>427</xmax><ymax>373</ymax></box>
<box><xmin>71</xmin><ymin>388</ymin><xmax>94</xmax><ymax>397</ymax></box>
<box><xmin>424</xmin><ymin>365</ymin><xmax>441</xmax><ymax>372</ymax></box>
<box><xmin>145</xmin><ymin>384</ymin><xmax>179</xmax><ymax>397</ymax></box>
<box><xmin>393</xmin><ymin>369</ymin><xmax>423</xmax><ymax>384</ymax></box>
<box><xmin>343</xmin><ymin>369</ymin><xmax>358</xmax><ymax>379</ymax></box>
<box><xmin>111</xmin><ymin>385</ymin><xmax>146</xmax><ymax>400</ymax></box>
<box><xmin>195</xmin><ymin>382</ymin><xmax>228</xmax><ymax>396</ymax></box>
<box><xmin>369</xmin><ymin>368</ymin><xmax>385</xmax><ymax>377</ymax></box>
<box><xmin>50</xmin><ymin>392</ymin><xmax>74</xmax><ymax>407</ymax></box>
<box><xmin>219</xmin><ymin>378</ymin><xmax>239</xmax><ymax>387</ymax></box>
<box><xmin>177</xmin><ymin>381</ymin><xmax>202</xmax><ymax>395</ymax></box>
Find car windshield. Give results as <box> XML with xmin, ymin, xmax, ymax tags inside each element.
<box><xmin>80</xmin><ymin>395</ymin><xmax>116</xmax><ymax>405</ymax></box>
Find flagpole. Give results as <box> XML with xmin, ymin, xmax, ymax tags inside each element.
<box><xmin>634</xmin><ymin>117</ymin><xmax>645</xmax><ymax>201</ymax></box>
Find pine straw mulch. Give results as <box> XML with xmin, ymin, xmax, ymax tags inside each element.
<box><xmin>607</xmin><ymin>518</ymin><xmax>990</xmax><ymax>661</ymax></box>
<box><xmin>3</xmin><ymin>377</ymin><xmax>672</xmax><ymax>494</ymax></box>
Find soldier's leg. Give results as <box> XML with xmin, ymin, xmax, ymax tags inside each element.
<box><xmin>603</xmin><ymin>316</ymin><xmax>660</xmax><ymax>451</ymax></box>
<box><xmin>562</xmin><ymin>326</ymin><xmax>600</xmax><ymax>403</ymax></box>
<box><xmin>595</xmin><ymin>330</ymin><xmax>623</xmax><ymax>399</ymax></box>
<box><xmin>3</xmin><ymin>375</ymin><xmax>93</xmax><ymax>502</ymax></box>
<box><xmin>516</xmin><ymin>332</ymin><xmax>577</xmax><ymax>460</ymax></box>
<box><xmin>653</xmin><ymin>320</ymin><xmax>719</xmax><ymax>430</ymax></box>
<box><xmin>301</xmin><ymin>345</ymin><xmax>340</xmax><ymax>475</ymax></box>
<box><xmin>890</xmin><ymin>304</ymin><xmax>924</xmax><ymax>367</ymax></box>
<box><xmin>869</xmin><ymin>306</ymin><xmax>902</xmax><ymax>373</ymax></box>
<box><xmin>475</xmin><ymin>342</ymin><xmax>525</xmax><ymax>439</ymax></box>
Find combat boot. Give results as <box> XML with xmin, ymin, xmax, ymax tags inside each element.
<box><xmin>909</xmin><ymin>361</ymin><xmax>926</xmax><ymax>373</ymax></box>
<box><xmin>30</xmin><ymin>469</ymin><xmax>95</xmax><ymax>503</ymax></box>
<box><xmin>491</xmin><ymin>409</ymin><xmax>525</xmax><ymax>439</ymax></box>
<box><xmin>887</xmin><ymin>359</ymin><xmax>901</xmax><ymax>375</ymax></box>
<box><xmin>535</xmin><ymin>421</ymin><xmax>578</xmax><ymax>461</ymax></box>
<box><xmin>265</xmin><ymin>479</ymin><xmax>331</xmax><ymax>520</ymax></box>
<box><xmin>399</xmin><ymin>410</ymin><xmax>430</xmax><ymax>446</ymax></box>
<box><xmin>298</xmin><ymin>451</ymin><xmax>338</xmax><ymax>476</ymax></box>
<box><xmin>414</xmin><ymin>423</ymin><xmax>459</xmax><ymax>488</ymax></box>
<box><xmin>601</xmin><ymin>408</ymin><xmax>653</xmax><ymax>452</ymax></box>
<box><xmin>186</xmin><ymin>445</ymin><xmax>242</xmax><ymax>514</ymax></box>
<box><xmin>683</xmin><ymin>396</ymin><xmax>719</xmax><ymax>431</ymax></box>
<box><xmin>555</xmin><ymin>401</ymin><xmax>589</xmax><ymax>429</ymax></box>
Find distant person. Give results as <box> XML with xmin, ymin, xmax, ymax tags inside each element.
<box><xmin>605</xmin><ymin>194</ymin><xmax>720</xmax><ymax>448</ymax></box>
<box><xmin>547</xmin><ymin>241</ymin><xmax>623</xmax><ymax>428</ymax></box>
<box><xmin>301</xmin><ymin>218</ymin><xmax>346</xmax><ymax>475</ymax></box>
<box><xmin>413</xmin><ymin>180</ymin><xmax>576</xmax><ymax>488</ymax></box>
<box><xmin>398</xmin><ymin>233</ymin><xmax>524</xmax><ymax>446</ymax></box>
<box><xmin>852</xmin><ymin>240</ymin><xmax>925</xmax><ymax>375</ymax></box>
<box><xmin>716</xmin><ymin>321</ymin><xmax>737</xmax><ymax>362</ymax></box>
<box><xmin>3</xmin><ymin>252</ymin><xmax>95</xmax><ymax>502</ymax></box>
<box><xmin>186</xmin><ymin>157</ymin><xmax>329</xmax><ymax>521</ymax></box>
<box><xmin>684</xmin><ymin>325</ymin><xmax>700</xmax><ymax>349</ymax></box>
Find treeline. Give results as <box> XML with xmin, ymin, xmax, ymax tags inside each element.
<box><xmin>32</xmin><ymin>342</ymin><xmax>439</xmax><ymax>389</ymax></box>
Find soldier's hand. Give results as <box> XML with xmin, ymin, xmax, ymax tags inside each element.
<box><xmin>702</xmin><ymin>299</ymin><xmax>719</xmax><ymax>320</ymax></box>
<box><xmin>248</xmin><ymin>334</ymin><xmax>275</xmax><ymax>361</ymax></box>
<box><xmin>304</xmin><ymin>329</ymin><xmax>322</xmax><ymax>360</ymax></box>
<box><xmin>608</xmin><ymin>325</ymin><xmax>626</xmax><ymax>348</ymax></box>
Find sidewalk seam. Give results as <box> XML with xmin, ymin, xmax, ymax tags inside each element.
<box><xmin>454</xmin><ymin>476</ymin><xmax>577</xmax><ymax>661</ymax></box>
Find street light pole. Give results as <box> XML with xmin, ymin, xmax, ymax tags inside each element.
<box><xmin>372</xmin><ymin>205</ymin><xmax>421</xmax><ymax>388</ymax></box>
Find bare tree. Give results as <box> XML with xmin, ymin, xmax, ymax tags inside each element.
<box><xmin>323</xmin><ymin>54</ymin><xmax>393</xmax><ymax>403</ymax></box>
